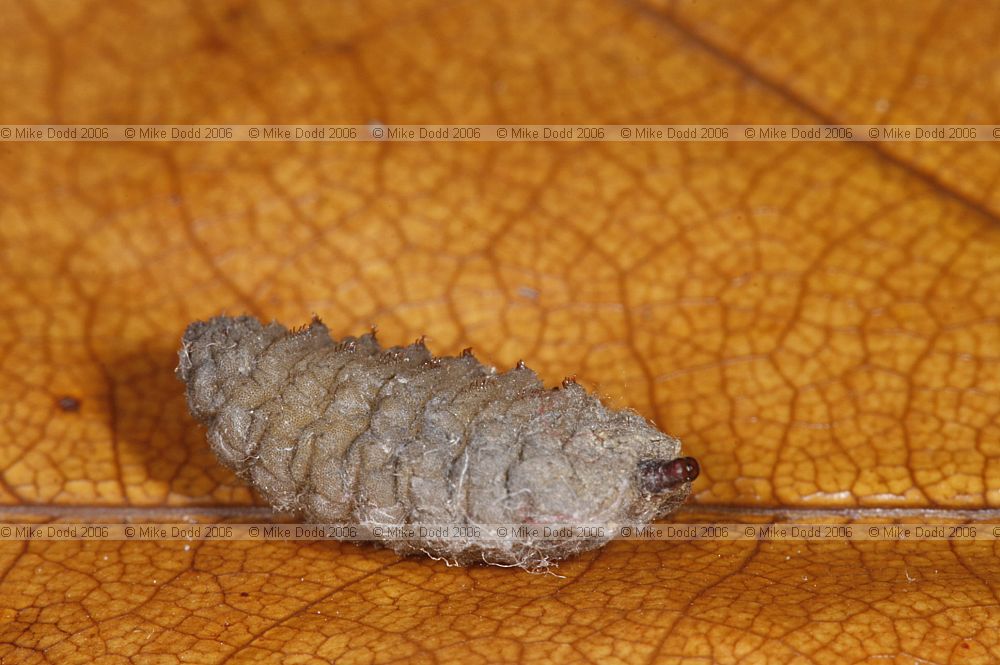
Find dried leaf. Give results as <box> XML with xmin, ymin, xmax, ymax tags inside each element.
<box><xmin>1</xmin><ymin>0</ymin><xmax>998</xmax><ymax>662</ymax></box>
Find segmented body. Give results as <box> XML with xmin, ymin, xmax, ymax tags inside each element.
<box><xmin>178</xmin><ymin>315</ymin><xmax>696</xmax><ymax>567</ymax></box>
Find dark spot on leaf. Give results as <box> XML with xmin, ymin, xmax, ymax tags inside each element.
<box><xmin>57</xmin><ymin>396</ymin><xmax>81</xmax><ymax>413</ymax></box>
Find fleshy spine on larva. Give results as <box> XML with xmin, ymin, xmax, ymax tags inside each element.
<box><xmin>177</xmin><ymin>315</ymin><xmax>698</xmax><ymax>569</ymax></box>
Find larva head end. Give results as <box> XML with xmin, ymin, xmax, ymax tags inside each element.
<box><xmin>637</xmin><ymin>456</ymin><xmax>699</xmax><ymax>494</ymax></box>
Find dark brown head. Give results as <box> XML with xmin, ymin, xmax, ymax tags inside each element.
<box><xmin>637</xmin><ymin>456</ymin><xmax>700</xmax><ymax>494</ymax></box>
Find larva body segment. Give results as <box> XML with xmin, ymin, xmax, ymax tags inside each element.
<box><xmin>177</xmin><ymin>315</ymin><xmax>697</xmax><ymax>568</ymax></box>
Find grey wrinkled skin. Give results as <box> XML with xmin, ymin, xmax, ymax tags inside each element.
<box><xmin>177</xmin><ymin>315</ymin><xmax>696</xmax><ymax>569</ymax></box>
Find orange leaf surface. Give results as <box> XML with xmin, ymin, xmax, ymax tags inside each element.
<box><xmin>1</xmin><ymin>1</ymin><xmax>998</xmax><ymax>663</ymax></box>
